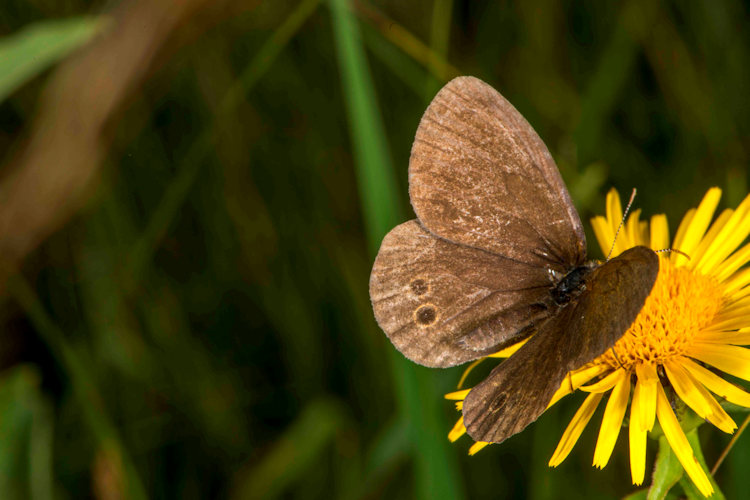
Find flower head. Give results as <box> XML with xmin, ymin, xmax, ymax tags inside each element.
<box><xmin>447</xmin><ymin>188</ymin><xmax>750</xmax><ymax>497</ymax></box>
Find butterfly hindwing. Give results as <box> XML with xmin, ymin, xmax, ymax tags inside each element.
<box><xmin>462</xmin><ymin>246</ymin><xmax>659</xmax><ymax>443</ymax></box>
<box><xmin>370</xmin><ymin>220</ymin><xmax>555</xmax><ymax>367</ymax></box>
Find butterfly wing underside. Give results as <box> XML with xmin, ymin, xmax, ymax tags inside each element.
<box><xmin>462</xmin><ymin>246</ymin><xmax>659</xmax><ymax>443</ymax></box>
<box><xmin>409</xmin><ymin>76</ymin><xmax>587</xmax><ymax>270</ymax></box>
<box><xmin>370</xmin><ymin>77</ymin><xmax>591</xmax><ymax>367</ymax></box>
<box><xmin>370</xmin><ymin>220</ymin><xmax>554</xmax><ymax>368</ymax></box>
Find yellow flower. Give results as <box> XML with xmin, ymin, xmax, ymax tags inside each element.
<box><xmin>447</xmin><ymin>188</ymin><xmax>750</xmax><ymax>497</ymax></box>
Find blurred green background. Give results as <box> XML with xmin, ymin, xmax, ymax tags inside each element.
<box><xmin>0</xmin><ymin>0</ymin><xmax>749</xmax><ymax>498</ymax></box>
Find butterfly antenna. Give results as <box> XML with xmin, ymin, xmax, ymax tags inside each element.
<box><xmin>606</xmin><ymin>188</ymin><xmax>637</xmax><ymax>261</ymax></box>
<box><xmin>656</xmin><ymin>248</ymin><xmax>691</xmax><ymax>260</ymax></box>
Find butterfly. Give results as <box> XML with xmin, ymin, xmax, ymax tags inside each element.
<box><xmin>369</xmin><ymin>76</ymin><xmax>659</xmax><ymax>443</ymax></box>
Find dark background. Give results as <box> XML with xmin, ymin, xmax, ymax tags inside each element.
<box><xmin>0</xmin><ymin>0</ymin><xmax>749</xmax><ymax>498</ymax></box>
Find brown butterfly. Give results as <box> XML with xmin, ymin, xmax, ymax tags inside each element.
<box><xmin>369</xmin><ymin>76</ymin><xmax>659</xmax><ymax>444</ymax></box>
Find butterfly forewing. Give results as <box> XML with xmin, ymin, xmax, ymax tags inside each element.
<box><xmin>462</xmin><ymin>246</ymin><xmax>659</xmax><ymax>443</ymax></box>
<box><xmin>370</xmin><ymin>220</ymin><xmax>554</xmax><ymax>367</ymax></box>
<box><xmin>409</xmin><ymin>76</ymin><xmax>586</xmax><ymax>271</ymax></box>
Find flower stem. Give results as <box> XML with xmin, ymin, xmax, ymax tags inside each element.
<box><xmin>711</xmin><ymin>413</ymin><xmax>750</xmax><ymax>475</ymax></box>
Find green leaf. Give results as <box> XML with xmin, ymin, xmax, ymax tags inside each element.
<box><xmin>648</xmin><ymin>435</ymin><xmax>684</xmax><ymax>500</ymax></box>
<box><xmin>623</xmin><ymin>488</ymin><xmax>647</xmax><ymax>500</ymax></box>
<box><xmin>0</xmin><ymin>17</ymin><xmax>104</xmax><ymax>102</ymax></box>
<box><xmin>624</xmin><ymin>488</ymin><xmax>682</xmax><ymax>500</ymax></box>
<box><xmin>719</xmin><ymin>400</ymin><xmax>750</xmax><ymax>414</ymax></box>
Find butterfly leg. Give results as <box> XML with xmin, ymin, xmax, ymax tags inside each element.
<box><xmin>610</xmin><ymin>347</ymin><xmax>625</xmax><ymax>369</ymax></box>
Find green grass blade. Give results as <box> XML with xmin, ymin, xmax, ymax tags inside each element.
<box><xmin>0</xmin><ymin>17</ymin><xmax>104</xmax><ymax>102</ymax></box>
<box><xmin>574</xmin><ymin>3</ymin><xmax>655</xmax><ymax>166</ymax></box>
<box><xmin>29</xmin><ymin>387</ymin><xmax>54</xmax><ymax>500</ymax></box>
<box><xmin>328</xmin><ymin>0</ymin><xmax>401</xmax><ymax>250</ymax></box>
<box><xmin>360</xmin><ymin>21</ymin><xmax>440</xmax><ymax>98</ymax></box>
<box><xmin>0</xmin><ymin>366</ymin><xmax>41</xmax><ymax>499</ymax></box>
<box><xmin>354</xmin><ymin>1</ymin><xmax>459</xmax><ymax>84</ymax></box>
<box><xmin>329</xmin><ymin>0</ymin><xmax>464</xmax><ymax>498</ymax></box>
<box><xmin>125</xmin><ymin>0</ymin><xmax>321</xmax><ymax>286</ymax></box>
<box><xmin>361</xmin><ymin>417</ymin><xmax>409</xmax><ymax>493</ymax></box>
<box><xmin>426</xmin><ymin>0</ymin><xmax>453</xmax><ymax>100</ymax></box>
<box><xmin>9</xmin><ymin>276</ymin><xmax>147</xmax><ymax>500</ymax></box>
<box><xmin>230</xmin><ymin>398</ymin><xmax>345</xmax><ymax>499</ymax></box>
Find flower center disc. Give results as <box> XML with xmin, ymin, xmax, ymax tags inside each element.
<box><xmin>601</xmin><ymin>259</ymin><xmax>725</xmax><ymax>370</ymax></box>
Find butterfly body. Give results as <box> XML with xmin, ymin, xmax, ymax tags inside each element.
<box><xmin>369</xmin><ymin>76</ymin><xmax>659</xmax><ymax>444</ymax></box>
<box><xmin>551</xmin><ymin>263</ymin><xmax>596</xmax><ymax>305</ymax></box>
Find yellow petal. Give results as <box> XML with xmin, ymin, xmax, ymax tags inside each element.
<box><xmin>458</xmin><ymin>359</ymin><xmax>485</xmax><ymax>388</ymax></box>
<box><xmin>695</xmin><ymin>329</ymin><xmax>750</xmax><ymax>346</ymax></box>
<box><xmin>606</xmin><ymin>188</ymin><xmax>623</xmax><ymax>229</ymax></box>
<box><xmin>606</xmin><ymin>189</ymin><xmax>629</xmax><ymax>258</ymax></box>
<box><xmin>626</xmin><ymin>209</ymin><xmax>643</xmax><ymax>248</ymax></box>
<box><xmin>489</xmin><ymin>338</ymin><xmax>529</xmax><ymax>358</ymax></box>
<box><xmin>638</xmin><ymin>221</ymin><xmax>649</xmax><ymax>246</ymax></box>
<box><xmin>635</xmin><ymin>363</ymin><xmax>658</xmax><ymax>431</ymax></box>
<box><xmin>696</xmin><ymin>193</ymin><xmax>750</xmax><ymax>274</ymax></box>
<box><xmin>671</xmin><ymin>208</ymin><xmax>695</xmax><ymax>262</ymax></box>
<box><xmin>547</xmin><ymin>364</ymin><xmax>609</xmax><ymax>408</ymax></box>
<box><xmin>665</xmin><ymin>360</ymin><xmax>736</xmax><ymax>433</ymax></box>
<box><xmin>688</xmin><ymin>343</ymin><xmax>750</xmax><ymax>381</ymax></box>
<box><xmin>730</xmin><ymin>286</ymin><xmax>750</xmax><ymax>303</ymax></box>
<box><xmin>445</xmin><ymin>389</ymin><xmax>470</xmax><ymax>400</ymax></box>
<box><xmin>663</xmin><ymin>360</ymin><xmax>713</xmax><ymax>419</ymax></box>
<box><xmin>655</xmin><ymin>384</ymin><xmax>714</xmax><ymax>496</ymax></box>
<box><xmin>593</xmin><ymin>370</ymin><xmax>630</xmax><ymax>468</ymax></box>
<box><xmin>591</xmin><ymin>216</ymin><xmax>614</xmax><ymax>259</ymax></box>
<box><xmin>672</xmin><ymin>187</ymin><xmax>722</xmax><ymax>267</ymax></box>
<box><xmin>549</xmin><ymin>392</ymin><xmax>603</xmax><ymax>467</ymax></box>
<box><xmin>688</xmin><ymin>208</ymin><xmax>733</xmax><ymax>269</ymax></box>
<box><xmin>723</xmin><ymin>268</ymin><xmax>750</xmax><ymax>297</ymax></box>
<box><xmin>649</xmin><ymin>214</ymin><xmax>670</xmax><ymax>251</ymax></box>
<box><xmin>629</xmin><ymin>400</ymin><xmax>648</xmax><ymax>485</ymax></box>
<box><xmin>709</xmin><ymin>315</ymin><xmax>750</xmax><ymax>332</ymax></box>
<box><xmin>682</xmin><ymin>357</ymin><xmax>750</xmax><ymax>408</ymax></box>
<box><xmin>715</xmin><ymin>296</ymin><xmax>750</xmax><ymax>321</ymax></box>
<box><xmin>714</xmin><ymin>241</ymin><xmax>750</xmax><ymax>283</ymax></box>
<box><xmin>468</xmin><ymin>442</ymin><xmax>490</xmax><ymax>455</ymax></box>
<box><xmin>580</xmin><ymin>368</ymin><xmax>622</xmax><ymax>393</ymax></box>
<box><xmin>696</xmin><ymin>384</ymin><xmax>736</xmax><ymax>434</ymax></box>
<box><xmin>547</xmin><ymin>384</ymin><xmax>572</xmax><ymax>409</ymax></box>
<box><xmin>449</xmin><ymin>416</ymin><xmax>466</xmax><ymax>442</ymax></box>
